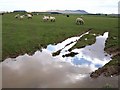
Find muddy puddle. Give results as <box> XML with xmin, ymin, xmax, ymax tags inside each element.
<box><xmin>0</xmin><ymin>32</ymin><xmax>118</xmax><ymax>88</ymax></box>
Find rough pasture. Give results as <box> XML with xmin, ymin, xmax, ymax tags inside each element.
<box><xmin>2</xmin><ymin>13</ymin><xmax>118</xmax><ymax>60</ymax></box>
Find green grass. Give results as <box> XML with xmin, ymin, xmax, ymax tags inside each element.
<box><xmin>2</xmin><ymin>13</ymin><xmax>118</xmax><ymax>60</ymax></box>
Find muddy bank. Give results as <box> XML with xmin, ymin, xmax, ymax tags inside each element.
<box><xmin>90</xmin><ymin>48</ymin><xmax>120</xmax><ymax>78</ymax></box>
<box><xmin>90</xmin><ymin>30</ymin><xmax>119</xmax><ymax>78</ymax></box>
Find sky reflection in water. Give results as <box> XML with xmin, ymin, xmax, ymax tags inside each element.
<box><xmin>1</xmin><ymin>32</ymin><xmax>118</xmax><ymax>88</ymax></box>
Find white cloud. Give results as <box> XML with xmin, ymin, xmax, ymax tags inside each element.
<box><xmin>0</xmin><ymin>0</ymin><xmax>119</xmax><ymax>13</ymax></box>
<box><xmin>1</xmin><ymin>51</ymin><xmax>118</xmax><ymax>88</ymax></box>
<box><xmin>1</xmin><ymin>51</ymin><xmax>92</xmax><ymax>88</ymax></box>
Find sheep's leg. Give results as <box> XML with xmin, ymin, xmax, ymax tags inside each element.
<box><xmin>77</xmin><ymin>20</ymin><xmax>80</xmax><ymax>25</ymax></box>
<box><xmin>81</xmin><ymin>21</ymin><xmax>83</xmax><ymax>25</ymax></box>
<box><xmin>80</xmin><ymin>21</ymin><xmax>82</xmax><ymax>25</ymax></box>
<box><xmin>76</xmin><ymin>21</ymin><xmax>78</xmax><ymax>25</ymax></box>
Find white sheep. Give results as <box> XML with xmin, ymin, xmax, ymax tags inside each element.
<box><xmin>43</xmin><ymin>16</ymin><xmax>49</xmax><ymax>22</ymax></box>
<box><xmin>49</xmin><ymin>16</ymin><xmax>56</xmax><ymax>22</ymax></box>
<box><xmin>76</xmin><ymin>17</ymin><xmax>84</xmax><ymax>25</ymax></box>
<box><xmin>15</xmin><ymin>14</ymin><xmax>20</xmax><ymax>18</ymax></box>
<box><xmin>19</xmin><ymin>15</ymin><xmax>25</xmax><ymax>20</ymax></box>
<box><xmin>27</xmin><ymin>14</ymin><xmax>32</xmax><ymax>19</ymax></box>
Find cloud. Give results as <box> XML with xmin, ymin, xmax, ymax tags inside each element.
<box><xmin>1</xmin><ymin>51</ymin><xmax>118</xmax><ymax>88</ymax></box>
<box><xmin>1</xmin><ymin>51</ymin><xmax>93</xmax><ymax>88</ymax></box>
<box><xmin>0</xmin><ymin>0</ymin><xmax>119</xmax><ymax>13</ymax></box>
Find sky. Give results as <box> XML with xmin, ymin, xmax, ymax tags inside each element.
<box><xmin>0</xmin><ymin>0</ymin><xmax>119</xmax><ymax>14</ymax></box>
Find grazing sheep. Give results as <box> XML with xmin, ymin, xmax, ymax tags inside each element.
<box><xmin>19</xmin><ymin>15</ymin><xmax>25</xmax><ymax>20</ymax></box>
<box><xmin>76</xmin><ymin>17</ymin><xmax>84</xmax><ymax>25</ymax></box>
<box><xmin>43</xmin><ymin>17</ymin><xmax>47</xmax><ymax>21</ymax></box>
<box><xmin>49</xmin><ymin>16</ymin><xmax>56</xmax><ymax>22</ymax></box>
<box><xmin>43</xmin><ymin>16</ymin><xmax>49</xmax><ymax>22</ymax></box>
<box><xmin>15</xmin><ymin>14</ymin><xmax>20</xmax><ymax>18</ymax></box>
<box><xmin>27</xmin><ymin>14</ymin><xmax>32</xmax><ymax>19</ymax></box>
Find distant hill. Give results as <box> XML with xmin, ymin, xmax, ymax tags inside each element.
<box><xmin>13</xmin><ymin>10</ymin><xmax>27</xmax><ymax>13</ymax></box>
<box><xmin>47</xmin><ymin>10</ymin><xmax>89</xmax><ymax>14</ymax></box>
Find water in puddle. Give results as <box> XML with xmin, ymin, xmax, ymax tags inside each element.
<box><xmin>0</xmin><ymin>32</ymin><xmax>118</xmax><ymax>88</ymax></box>
<box><xmin>46</xmin><ymin>32</ymin><xmax>111</xmax><ymax>69</ymax></box>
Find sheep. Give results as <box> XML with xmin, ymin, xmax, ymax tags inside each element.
<box><xmin>49</xmin><ymin>16</ymin><xmax>56</xmax><ymax>22</ymax></box>
<box><xmin>26</xmin><ymin>14</ymin><xmax>32</xmax><ymax>19</ymax></box>
<box><xmin>43</xmin><ymin>16</ymin><xmax>49</xmax><ymax>22</ymax></box>
<box><xmin>76</xmin><ymin>17</ymin><xmax>84</xmax><ymax>25</ymax></box>
<box><xmin>15</xmin><ymin>14</ymin><xmax>25</xmax><ymax>20</ymax></box>
<box><xmin>42</xmin><ymin>16</ymin><xmax>56</xmax><ymax>22</ymax></box>
<box><xmin>15</xmin><ymin>14</ymin><xmax>20</xmax><ymax>18</ymax></box>
<box><xmin>19</xmin><ymin>15</ymin><xmax>25</xmax><ymax>20</ymax></box>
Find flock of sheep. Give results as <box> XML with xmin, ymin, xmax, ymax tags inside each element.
<box><xmin>14</xmin><ymin>13</ymin><xmax>85</xmax><ymax>25</ymax></box>
<box><xmin>15</xmin><ymin>14</ymin><xmax>33</xmax><ymax>19</ymax></box>
<box><xmin>43</xmin><ymin>16</ymin><xmax>56</xmax><ymax>22</ymax></box>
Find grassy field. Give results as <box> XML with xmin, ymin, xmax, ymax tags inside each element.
<box><xmin>2</xmin><ymin>13</ymin><xmax>118</xmax><ymax>61</ymax></box>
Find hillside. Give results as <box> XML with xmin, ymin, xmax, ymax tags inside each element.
<box><xmin>47</xmin><ymin>10</ymin><xmax>89</xmax><ymax>14</ymax></box>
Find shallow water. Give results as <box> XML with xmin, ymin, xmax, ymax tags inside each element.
<box><xmin>46</xmin><ymin>32</ymin><xmax>111</xmax><ymax>69</ymax></box>
<box><xmin>0</xmin><ymin>32</ymin><xmax>118</xmax><ymax>88</ymax></box>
